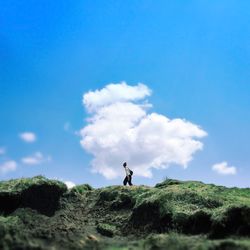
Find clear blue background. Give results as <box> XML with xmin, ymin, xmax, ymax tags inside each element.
<box><xmin>1</xmin><ymin>0</ymin><xmax>249</xmax><ymax>187</ymax></box>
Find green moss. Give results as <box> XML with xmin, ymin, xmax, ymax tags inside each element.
<box><xmin>97</xmin><ymin>223</ymin><xmax>117</xmax><ymax>237</ymax></box>
<box><xmin>1</xmin><ymin>177</ymin><xmax>250</xmax><ymax>249</ymax></box>
<box><xmin>71</xmin><ymin>184</ymin><xmax>93</xmax><ymax>194</ymax></box>
<box><xmin>155</xmin><ymin>179</ymin><xmax>183</xmax><ymax>188</ymax></box>
<box><xmin>0</xmin><ymin>175</ymin><xmax>66</xmax><ymax>194</ymax></box>
<box><xmin>0</xmin><ymin>176</ymin><xmax>67</xmax><ymax>216</ymax></box>
<box><xmin>0</xmin><ymin>215</ymin><xmax>20</xmax><ymax>232</ymax></box>
<box><xmin>143</xmin><ymin>233</ymin><xmax>250</xmax><ymax>250</ymax></box>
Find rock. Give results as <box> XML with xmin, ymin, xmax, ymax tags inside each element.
<box><xmin>87</xmin><ymin>234</ymin><xmax>99</xmax><ymax>241</ymax></box>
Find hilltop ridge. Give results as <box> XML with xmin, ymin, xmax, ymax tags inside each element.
<box><xmin>1</xmin><ymin>176</ymin><xmax>250</xmax><ymax>249</ymax></box>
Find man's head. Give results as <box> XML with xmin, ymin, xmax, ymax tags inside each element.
<box><xmin>123</xmin><ymin>162</ymin><xmax>127</xmax><ymax>167</ymax></box>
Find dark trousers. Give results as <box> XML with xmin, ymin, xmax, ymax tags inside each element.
<box><xmin>123</xmin><ymin>175</ymin><xmax>133</xmax><ymax>186</ymax></box>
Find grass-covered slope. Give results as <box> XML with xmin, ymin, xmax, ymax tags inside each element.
<box><xmin>0</xmin><ymin>176</ymin><xmax>250</xmax><ymax>249</ymax></box>
<box><xmin>0</xmin><ymin>176</ymin><xmax>67</xmax><ymax>216</ymax></box>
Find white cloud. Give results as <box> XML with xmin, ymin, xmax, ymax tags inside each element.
<box><xmin>64</xmin><ymin>122</ymin><xmax>71</xmax><ymax>131</ymax></box>
<box><xmin>64</xmin><ymin>122</ymin><xmax>77</xmax><ymax>135</ymax></box>
<box><xmin>64</xmin><ymin>181</ymin><xmax>76</xmax><ymax>189</ymax></box>
<box><xmin>212</xmin><ymin>161</ymin><xmax>237</xmax><ymax>175</ymax></box>
<box><xmin>80</xmin><ymin>82</ymin><xmax>207</xmax><ymax>179</ymax></box>
<box><xmin>19</xmin><ymin>132</ymin><xmax>37</xmax><ymax>143</ymax></box>
<box><xmin>0</xmin><ymin>161</ymin><xmax>17</xmax><ymax>174</ymax></box>
<box><xmin>21</xmin><ymin>152</ymin><xmax>51</xmax><ymax>165</ymax></box>
<box><xmin>0</xmin><ymin>147</ymin><xmax>6</xmax><ymax>155</ymax></box>
<box><xmin>83</xmin><ymin>82</ymin><xmax>151</xmax><ymax>112</ymax></box>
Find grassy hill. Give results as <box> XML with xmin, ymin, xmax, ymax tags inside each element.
<box><xmin>0</xmin><ymin>176</ymin><xmax>250</xmax><ymax>249</ymax></box>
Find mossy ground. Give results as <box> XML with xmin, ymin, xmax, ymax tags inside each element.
<box><xmin>0</xmin><ymin>176</ymin><xmax>250</xmax><ymax>249</ymax></box>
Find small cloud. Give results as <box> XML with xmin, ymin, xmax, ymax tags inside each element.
<box><xmin>21</xmin><ymin>152</ymin><xmax>51</xmax><ymax>165</ymax></box>
<box><xmin>212</xmin><ymin>161</ymin><xmax>237</xmax><ymax>175</ymax></box>
<box><xmin>63</xmin><ymin>122</ymin><xmax>76</xmax><ymax>134</ymax></box>
<box><xmin>64</xmin><ymin>122</ymin><xmax>71</xmax><ymax>131</ymax></box>
<box><xmin>0</xmin><ymin>147</ymin><xmax>6</xmax><ymax>155</ymax></box>
<box><xmin>64</xmin><ymin>181</ymin><xmax>76</xmax><ymax>189</ymax></box>
<box><xmin>0</xmin><ymin>160</ymin><xmax>17</xmax><ymax>174</ymax></box>
<box><xmin>19</xmin><ymin>132</ymin><xmax>37</xmax><ymax>143</ymax></box>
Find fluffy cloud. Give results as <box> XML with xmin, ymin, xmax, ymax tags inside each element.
<box><xmin>0</xmin><ymin>161</ymin><xmax>17</xmax><ymax>174</ymax></box>
<box><xmin>0</xmin><ymin>147</ymin><xmax>6</xmax><ymax>155</ymax></box>
<box><xmin>64</xmin><ymin>181</ymin><xmax>76</xmax><ymax>189</ymax></box>
<box><xmin>19</xmin><ymin>132</ymin><xmax>37</xmax><ymax>143</ymax></box>
<box><xmin>212</xmin><ymin>162</ymin><xmax>237</xmax><ymax>175</ymax></box>
<box><xmin>80</xmin><ymin>82</ymin><xmax>207</xmax><ymax>179</ymax></box>
<box><xmin>21</xmin><ymin>152</ymin><xmax>51</xmax><ymax>165</ymax></box>
<box><xmin>83</xmin><ymin>82</ymin><xmax>151</xmax><ymax>112</ymax></box>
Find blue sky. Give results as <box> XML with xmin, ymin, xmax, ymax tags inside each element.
<box><xmin>0</xmin><ymin>0</ymin><xmax>250</xmax><ymax>187</ymax></box>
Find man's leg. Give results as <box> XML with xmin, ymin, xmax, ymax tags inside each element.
<box><xmin>128</xmin><ymin>175</ymin><xmax>133</xmax><ymax>186</ymax></box>
<box><xmin>123</xmin><ymin>176</ymin><xmax>128</xmax><ymax>186</ymax></box>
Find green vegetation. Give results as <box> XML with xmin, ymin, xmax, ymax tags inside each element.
<box><xmin>70</xmin><ymin>184</ymin><xmax>93</xmax><ymax>195</ymax></box>
<box><xmin>0</xmin><ymin>175</ymin><xmax>67</xmax><ymax>216</ymax></box>
<box><xmin>0</xmin><ymin>176</ymin><xmax>250</xmax><ymax>249</ymax></box>
<box><xmin>0</xmin><ymin>175</ymin><xmax>66</xmax><ymax>193</ymax></box>
<box><xmin>97</xmin><ymin>223</ymin><xmax>117</xmax><ymax>237</ymax></box>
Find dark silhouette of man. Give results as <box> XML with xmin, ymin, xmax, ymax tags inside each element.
<box><xmin>123</xmin><ymin>162</ymin><xmax>133</xmax><ymax>186</ymax></box>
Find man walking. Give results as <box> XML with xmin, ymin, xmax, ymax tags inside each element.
<box><xmin>123</xmin><ymin>162</ymin><xmax>133</xmax><ymax>186</ymax></box>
